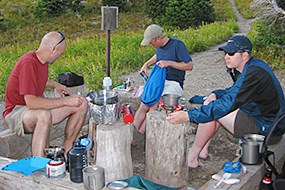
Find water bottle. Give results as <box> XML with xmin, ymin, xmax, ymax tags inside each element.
<box><xmin>259</xmin><ymin>167</ymin><xmax>273</xmax><ymax>190</ymax></box>
<box><xmin>123</xmin><ymin>104</ymin><xmax>134</xmax><ymax>124</ymax></box>
<box><xmin>68</xmin><ymin>140</ymin><xmax>88</xmax><ymax>183</ymax></box>
<box><xmin>102</xmin><ymin>77</ymin><xmax>113</xmax><ymax>90</ymax></box>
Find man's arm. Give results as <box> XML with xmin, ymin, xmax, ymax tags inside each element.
<box><xmin>156</xmin><ymin>60</ymin><xmax>193</xmax><ymax>71</ymax></box>
<box><xmin>140</xmin><ymin>54</ymin><xmax>157</xmax><ymax>74</ymax></box>
<box><xmin>46</xmin><ymin>80</ymin><xmax>69</xmax><ymax>97</ymax></box>
<box><xmin>24</xmin><ymin>94</ymin><xmax>85</xmax><ymax>110</ymax></box>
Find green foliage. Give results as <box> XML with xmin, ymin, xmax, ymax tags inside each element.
<box><xmin>143</xmin><ymin>0</ymin><xmax>168</xmax><ymax>20</ymax></box>
<box><xmin>234</xmin><ymin>0</ymin><xmax>255</xmax><ymax>19</ymax></box>
<box><xmin>247</xmin><ymin>21</ymin><xmax>285</xmax><ymax>69</ymax></box>
<box><xmin>143</xmin><ymin>0</ymin><xmax>216</xmax><ymax>30</ymax></box>
<box><xmin>33</xmin><ymin>0</ymin><xmax>84</xmax><ymax>17</ymax></box>
<box><xmin>162</xmin><ymin>0</ymin><xmax>215</xmax><ymax>29</ymax></box>
<box><xmin>101</xmin><ymin>0</ymin><xmax>130</xmax><ymax>12</ymax></box>
<box><xmin>212</xmin><ymin>0</ymin><xmax>237</xmax><ymax>21</ymax></box>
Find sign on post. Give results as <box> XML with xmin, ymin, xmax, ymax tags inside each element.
<box><xmin>101</xmin><ymin>6</ymin><xmax>118</xmax><ymax>77</ymax></box>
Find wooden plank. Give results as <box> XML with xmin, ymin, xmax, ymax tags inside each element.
<box><xmin>199</xmin><ymin>134</ymin><xmax>285</xmax><ymax>190</ymax></box>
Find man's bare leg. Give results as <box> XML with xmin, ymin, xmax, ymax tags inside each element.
<box><xmin>187</xmin><ymin>121</ymin><xmax>219</xmax><ymax>168</ymax></box>
<box><xmin>188</xmin><ymin>110</ymin><xmax>237</xmax><ymax>168</ymax></box>
<box><xmin>23</xmin><ymin>110</ymin><xmax>52</xmax><ymax>157</ymax></box>
<box><xmin>133</xmin><ymin>103</ymin><xmax>150</xmax><ymax>134</ymax></box>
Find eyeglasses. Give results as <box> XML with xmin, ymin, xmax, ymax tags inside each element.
<box><xmin>53</xmin><ymin>31</ymin><xmax>65</xmax><ymax>50</ymax></box>
<box><xmin>225</xmin><ymin>51</ymin><xmax>244</xmax><ymax>56</ymax></box>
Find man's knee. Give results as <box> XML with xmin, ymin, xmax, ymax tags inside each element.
<box><xmin>37</xmin><ymin>110</ymin><xmax>52</xmax><ymax>125</ymax></box>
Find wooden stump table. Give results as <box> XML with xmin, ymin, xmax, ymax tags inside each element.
<box><xmin>145</xmin><ymin>110</ymin><xmax>189</xmax><ymax>188</ymax></box>
<box><xmin>95</xmin><ymin>119</ymin><xmax>133</xmax><ymax>183</ymax></box>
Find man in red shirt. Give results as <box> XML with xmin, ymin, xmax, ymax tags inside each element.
<box><xmin>3</xmin><ymin>32</ymin><xmax>88</xmax><ymax>158</ymax></box>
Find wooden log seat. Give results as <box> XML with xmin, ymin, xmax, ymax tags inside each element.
<box><xmin>95</xmin><ymin>119</ymin><xmax>133</xmax><ymax>183</ymax></box>
<box><xmin>145</xmin><ymin>110</ymin><xmax>189</xmax><ymax>188</ymax></box>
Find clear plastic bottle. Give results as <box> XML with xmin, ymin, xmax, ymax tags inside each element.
<box><xmin>259</xmin><ymin>167</ymin><xmax>273</xmax><ymax>190</ymax></box>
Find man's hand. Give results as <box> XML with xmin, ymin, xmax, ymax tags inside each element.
<box><xmin>54</xmin><ymin>83</ymin><xmax>69</xmax><ymax>97</ymax></box>
<box><xmin>166</xmin><ymin>111</ymin><xmax>189</xmax><ymax>124</ymax></box>
<box><xmin>65</xmin><ymin>95</ymin><xmax>86</xmax><ymax>107</ymax></box>
<box><xmin>46</xmin><ymin>80</ymin><xmax>69</xmax><ymax>97</ymax></box>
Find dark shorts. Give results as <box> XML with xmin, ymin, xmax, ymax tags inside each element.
<box><xmin>234</xmin><ymin>110</ymin><xmax>258</xmax><ymax>138</ymax></box>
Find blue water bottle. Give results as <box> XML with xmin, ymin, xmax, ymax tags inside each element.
<box><xmin>68</xmin><ymin>140</ymin><xmax>88</xmax><ymax>183</ymax></box>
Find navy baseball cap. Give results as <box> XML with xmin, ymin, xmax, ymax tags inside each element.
<box><xmin>219</xmin><ymin>35</ymin><xmax>252</xmax><ymax>54</ymax></box>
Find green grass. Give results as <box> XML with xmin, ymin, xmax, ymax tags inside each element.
<box><xmin>234</xmin><ymin>0</ymin><xmax>255</xmax><ymax>19</ymax></box>
<box><xmin>0</xmin><ymin>0</ymin><xmax>243</xmax><ymax>96</ymax></box>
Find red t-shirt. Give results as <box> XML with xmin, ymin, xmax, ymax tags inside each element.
<box><xmin>3</xmin><ymin>50</ymin><xmax>48</xmax><ymax>117</ymax></box>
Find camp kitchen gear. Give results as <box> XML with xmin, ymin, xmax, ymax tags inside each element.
<box><xmin>241</xmin><ymin>140</ymin><xmax>261</xmax><ymax>165</ymax></box>
<box><xmin>123</xmin><ymin>104</ymin><xmax>134</xmax><ymax>124</ymax></box>
<box><xmin>68</xmin><ymin>140</ymin><xmax>88</xmax><ymax>183</ymax></box>
<box><xmin>89</xmin><ymin>90</ymin><xmax>121</xmax><ymax>125</ymax></box>
<box><xmin>83</xmin><ymin>166</ymin><xmax>105</xmax><ymax>190</ymax></box>
<box><xmin>139</xmin><ymin>71</ymin><xmax>148</xmax><ymax>82</ymax></box>
<box><xmin>240</xmin><ymin>134</ymin><xmax>265</xmax><ymax>165</ymax></box>
<box><xmin>214</xmin><ymin>172</ymin><xmax>231</xmax><ymax>188</ymax></box>
<box><xmin>162</xmin><ymin>94</ymin><xmax>181</xmax><ymax>107</ymax></box>
<box><xmin>103</xmin><ymin>77</ymin><xmax>113</xmax><ymax>90</ymax></box>
<box><xmin>106</xmin><ymin>181</ymin><xmax>129</xmax><ymax>189</ymax></box>
<box><xmin>46</xmin><ymin>160</ymin><xmax>66</xmax><ymax>178</ymax></box>
<box><xmin>44</xmin><ymin>147</ymin><xmax>65</xmax><ymax>161</ymax></box>
<box><xmin>212</xmin><ymin>174</ymin><xmax>240</xmax><ymax>185</ymax></box>
<box><xmin>242</xmin><ymin>134</ymin><xmax>265</xmax><ymax>153</ymax></box>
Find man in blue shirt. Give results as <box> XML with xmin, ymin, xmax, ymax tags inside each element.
<box><xmin>167</xmin><ymin>35</ymin><xmax>285</xmax><ymax>168</ymax></box>
<box><xmin>133</xmin><ymin>24</ymin><xmax>193</xmax><ymax>138</ymax></box>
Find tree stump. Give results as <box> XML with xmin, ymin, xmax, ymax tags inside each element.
<box><xmin>145</xmin><ymin>110</ymin><xmax>188</xmax><ymax>188</ymax></box>
<box><xmin>95</xmin><ymin>119</ymin><xmax>133</xmax><ymax>183</ymax></box>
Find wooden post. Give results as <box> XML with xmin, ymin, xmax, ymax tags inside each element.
<box><xmin>145</xmin><ymin>110</ymin><xmax>188</xmax><ymax>188</ymax></box>
<box><xmin>95</xmin><ymin>120</ymin><xmax>133</xmax><ymax>183</ymax></box>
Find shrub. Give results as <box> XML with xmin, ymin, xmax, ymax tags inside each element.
<box><xmin>101</xmin><ymin>0</ymin><xmax>130</xmax><ymax>12</ymax></box>
<box><xmin>143</xmin><ymin>0</ymin><xmax>168</xmax><ymax>20</ymax></box>
<box><xmin>33</xmin><ymin>0</ymin><xmax>84</xmax><ymax>17</ymax></box>
<box><xmin>144</xmin><ymin>0</ymin><xmax>215</xmax><ymax>30</ymax></box>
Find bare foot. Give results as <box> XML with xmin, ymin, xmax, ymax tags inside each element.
<box><xmin>199</xmin><ymin>151</ymin><xmax>209</xmax><ymax>159</ymax></box>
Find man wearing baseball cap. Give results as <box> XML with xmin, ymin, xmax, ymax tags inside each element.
<box><xmin>167</xmin><ymin>35</ymin><xmax>285</xmax><ymax>168</ymax></box>
<box><xmin>133</xmin><ymin>24</ymin><xmax>193</xmax><ymax>139</ymax></box>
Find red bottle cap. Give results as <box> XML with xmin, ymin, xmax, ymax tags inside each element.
<box><xmin>124</xmin><ymin>113</ymin><xmax>134</xmax><ymax>124</ymax></box>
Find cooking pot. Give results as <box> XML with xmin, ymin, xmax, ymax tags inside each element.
<box><xmin>242</xmin><ymin>134</ymin><xmax>265</xmax><ymax>153</ymax></box>
<box><xmin>91</xmin><ymin>90</ymin><xmax>118</xmax><ymax>106</ymax></box>
<box><xmin>162</xmin><ymin>94</ymin><xmax>181</xmax><ymax>107</ymax></box>
<box><xmin>240</xmin><ymin>134</ymin><xmax>265</xmax><ymax>165</ymax></box>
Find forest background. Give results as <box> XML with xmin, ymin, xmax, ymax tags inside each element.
<box><xmin>0</xmin><ymin>0</ymin><xmax>284</xmax><ymax>97</ymax></box>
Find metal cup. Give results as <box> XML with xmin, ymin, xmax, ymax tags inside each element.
<box><xmin>83</xmin><ymin>166</ymin><xmax>105</xmax><ymax>190</ymax></box>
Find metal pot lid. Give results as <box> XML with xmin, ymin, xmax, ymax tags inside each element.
<box><xmin>107</xmin><ymin>181</ymin><xmax>129</xmax><ymax>189</ymax></box>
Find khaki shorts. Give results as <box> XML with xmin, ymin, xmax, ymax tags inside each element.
<box><xmin>233</xmin><ymin>110</ymin><xmax>258</xmax><ymax>138</ymax></box>
<box><xmin>4</xmin><ymin>105</ymin><xmax>28</xmax><ymax>137</ymax></box>
<box><xmin>162</xmin><ymin>80</ymin><xmax>183</xmax><ymax>96</ymax></box>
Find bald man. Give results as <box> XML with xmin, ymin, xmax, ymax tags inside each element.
<box><xmin>3</xmin><ymin>32</ymin><xmax>88</xmax><ymax>158</ymax></box>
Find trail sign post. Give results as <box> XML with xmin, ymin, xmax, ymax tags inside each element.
<box><xmin>101</xmin><ymin>6</ymin><xmax>118</xmax><ymax>77</ymax></box>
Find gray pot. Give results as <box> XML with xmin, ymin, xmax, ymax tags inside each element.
<box><xmin>162</xmin><ymin>94</ymin><xmax>181</xmax><ymax>106</ymax></box>
<box><xmin>91</xmin><ymin>90</ymin><xmax>119</xmax><ymax>106</ymax></box>
<box><xmin>241</xmin><ymin>141</ymin><xmax>261</xmax><ymax>165</ymax></box>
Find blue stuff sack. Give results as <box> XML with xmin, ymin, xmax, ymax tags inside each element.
<box><xmin>223</xmin><ymin>161</ymin><xmax>242</xmax><ymax>174</ymax></box>
<box><xmin>141</xmin><ymin>65</ymin><xmax>166</xmax><ymax>107</ymax></box>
